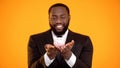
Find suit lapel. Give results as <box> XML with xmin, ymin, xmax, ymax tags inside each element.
<box><xmin>65</xmin><ymin>30</ymin><xmax>78</xmax><ymax>56</ymax></box>
<box><xmin>65</xmin><ymin>30</ymin><xmax>73</xmax><ymax>44</ymax></box>
<box><xmin>45</xmin><ymin>29</ymin><xmax>53</xmax><ymax>45</ymax></box>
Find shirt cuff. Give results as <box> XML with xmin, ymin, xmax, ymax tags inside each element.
<box><xmin>65</xmin><ymin>53</ymin><xmax>76</xmax><ymax>67</ymax></box>
<box><xmin>44</xmin><ymin>53</ymin><xmax>55</xmax><ymax>66</ymax></box>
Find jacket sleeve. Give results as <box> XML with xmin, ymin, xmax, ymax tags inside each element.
<box><xmin>73</xmin><ymin>36</ymin><xmax>93</xmax><ymax>68</ymax></box>
<box><xmin>28</xmin><ymin>36</ymin><xmax>59</xmax><ymax>68</ymax></box>
<box><xmin>28</xmin><ymin>36</ymin><xmax>46</xmax><ymax>68</ymax></box>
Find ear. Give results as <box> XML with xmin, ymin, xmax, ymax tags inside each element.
<box><xmin>48</xmin><ymin>15</ymin><xmax>50</xmax><ymax>22</ymax></box>
<box><xmin>68</xmin><ymin>15</ymin><xmax>70</xmax><ymax>20</ymax></box>
<box><xmin>48</xmin><ymin>15</ymin><xmax>50</xmax><ymax>20</ymax></box>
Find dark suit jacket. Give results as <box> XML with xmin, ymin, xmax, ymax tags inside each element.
<box><xmin>28</xmin><ymin>29</ymin><xmax>93</xmax><ymax>68</ymax></box>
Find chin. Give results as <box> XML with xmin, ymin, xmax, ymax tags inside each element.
<box><xmin>53</xmin><ymin>29</ymin><xmax>67</xmax><ymax>35</ymax></box>
<box><xmin>50</xmin><ymin>24</ymin><xmax>69</xmax><ymax>35</ymax></box>
<box><xmin>56</xmin><ymin>29</ymin><xmax>63</xmax><ymax>33</ymax></box>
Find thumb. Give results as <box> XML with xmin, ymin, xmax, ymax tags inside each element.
<box><xmin>70</xmin><ymin>40</ymin><xmax>75</xmax><ymax>46</ymax></box>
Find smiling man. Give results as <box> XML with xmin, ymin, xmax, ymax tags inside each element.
<box><xmin>28</xmin><ymin>3</ymin><xmax>93</xmax><ymax>68</ymax></box>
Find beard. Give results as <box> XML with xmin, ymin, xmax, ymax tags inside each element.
<box><xmin>50</xmin><ymin>22</ymin><xmax>69</xmax><ymax>36</ymax></box>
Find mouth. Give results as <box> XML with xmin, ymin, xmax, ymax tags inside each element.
<box><xmin>55</xmin><ymin>24</ymin><xmax>64</xmax><ymax>32</ymax></box>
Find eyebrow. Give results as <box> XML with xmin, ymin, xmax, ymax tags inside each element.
<box><xmin>51</xmin><ymin>14</ymin><xmax>66</xmax><ymax>16</ymax></box>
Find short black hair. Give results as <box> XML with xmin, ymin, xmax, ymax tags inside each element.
<box><xmin>48</xmin><ymin>3</ymin><xmax>70</xmax><ymax>15</ymax></box>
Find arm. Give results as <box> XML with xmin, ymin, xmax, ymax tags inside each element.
<box><xmin>28</xmin><ymin>36</ymin><xmax>59</xmax><ymax>68</ymax></box>
<box><xmin>73</xmin><ymin>36</ymin><xmax>93</xmax><ymax>68</ymax></box>
<box><xmin>28</xmin><ymin>36</ymin><xmax>45</xmax><ymax>68</ymax></box>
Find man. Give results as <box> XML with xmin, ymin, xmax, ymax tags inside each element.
<box><xmin>28</xmin><ymin>3</ymin><xmax>93</xmax><ymax>68</ymax></box>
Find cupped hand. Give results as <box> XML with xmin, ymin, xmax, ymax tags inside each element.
<box><xmin>45</xmin><ymin>44</ymin><xmax>59</xmax><ymax>60</ymax></box>
<box><xmin>55</xmin><ymin>40</ymin><xmax>75</xmax><ymax>60</ymax></box>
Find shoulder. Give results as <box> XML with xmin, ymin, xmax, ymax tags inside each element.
<box><xmin>69</xmin><ymin>30</ymin><xmax>90</xmax><ymax>39</ymax></box>
<box><xmin>69</xmin><ymin>30</ymin><xmax>91</xmax><ymax>42</ymax></box>
<box><xmin>29</xmin><ymin>29</ymin><xmax>51</xmax><ymax>40</ymax></box>
<box><xmin>69</xmin><ymin>30</ymin><xmax>93</xmax><ymax>49</ymax></box>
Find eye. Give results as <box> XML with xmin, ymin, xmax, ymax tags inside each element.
<box><xmin>61</xmin><ymin>16</ymin><xmax>65</xmax><ymax>19</ymax></box>
<box><xmin>51</xmin><ymin>17</ymin><xmax>57</xmax><ymax>20</ymax></box>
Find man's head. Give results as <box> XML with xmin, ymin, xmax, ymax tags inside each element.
<box><xmin>48</xmin><ymin>3</ymin><xmax>70</xmax><ymax>35</ymax></box>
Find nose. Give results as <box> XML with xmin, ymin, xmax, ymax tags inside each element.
<box><xmin>56</xmin><ymin>18</ymin><xmax>61</xmax><ymax>24</ymax></box>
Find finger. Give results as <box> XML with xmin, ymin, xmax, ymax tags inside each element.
<box><xmin>47</xmin><ymin>45</ymin><xmax>54</xmax><ymax>49</ymax></box>
<box><xmin>45</xmin><ymin>44</ymin><xmax>49</xmax><ymax>51</ymax></box>
<box><xmin>71</xmin><ymin>40</ymin><xmax>74</xmax><ymax>44</ymax></box>
<box><xmin>54</xmin><ymin>45</ymin><xmax>60</xmax><ymax>50</ymax></box>
<box><xmin>61</xmin><ymin>45</ymin><xmax>68</xmax><ymax>53</ymax></box>
<box><xmin>45</xmin><ymin>44</ymin><xmax>55</xmax><ymax>52</ymax></box>
<box><xmin>65</xmin><ymin>43</ymin><xmax>72</xmax><ymax>49</ymax></box>
<box><xmin>70</xmin><ymin>40</ymin><xmax>75</xmax><ymax>46</ymax></box>
<box><xmin>64</xmin><ymin>42</ymin><xmax>73</xmax><ymax>50</ymax></box>
<box><xmin>61</xmin><ymin>46</ymin><xmax>68</xmax><ymax>54</ymax></box>
<box><xmin>68</xmin><ymin>40</ymin><xmax>75</xmax><ymax>48</ymax></box>
<box><xmin>65</xmin><ymin>42</ymin><xmax>70</xmax><ymax>47</ymax></box>
<box><xmin>68</xmin><ymin>40</ymin><xmax>74</xmax><ymax>46</ymax></box>
<box><xmin>49</xmin><ymin>45</ymin><xmax>60</xmax><ymax>53</ymax></box>
<box><xmin>45</xmin><ymin>44</ymin><xmax>52</xmax><ymax>48</ymax></box>
<box><xmin>45</xmin><ymin>44</ymin><xmax>49</xmax><ymax>49</ymax></box>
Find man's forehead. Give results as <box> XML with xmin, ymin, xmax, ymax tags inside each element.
<box><xmin>50</xmin><ymin>6</ymin><xmax>68</xmax><ymax>15</ymax></box>
<box><xmin>51</xmin><ymin>6</ymin><xmax>67</xmax><ymax>12</ymax></box>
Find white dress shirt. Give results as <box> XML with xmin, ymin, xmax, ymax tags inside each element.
<box><xmin>44</xmin><ymin>30</ymin><xmax>76</xmax><ymax>67</ymax></box>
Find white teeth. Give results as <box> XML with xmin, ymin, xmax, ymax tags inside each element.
<box><xmin>56</xmin><ymin>25</ymin><xmax>62</xmax><ymax>28</ymax></box>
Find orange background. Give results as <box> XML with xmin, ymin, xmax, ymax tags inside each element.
<box><xmin>0</xmin><ymin>0</ymin><xmax>120</xmax><ymax>68</ymax></box>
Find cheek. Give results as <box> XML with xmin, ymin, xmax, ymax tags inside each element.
<box><xmin>64</xmin><ymin>19</ymin><xmax>69</xmax><ymax>24</ymax></box>
<box><xmin>49</xmin><ymin>20</ymin><xmax>54</xmax><ymax>25</ymax></box>
<box><xmin>50</xmin><ymin>22</ymin><xmax>56</xmax><ymax>27</ymax></box>
<box><xmin>50</xmin><ymin>19</ymin><xmax>56</xmax><ymax>25</ymax></box>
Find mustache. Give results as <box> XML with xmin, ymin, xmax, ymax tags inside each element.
<box><xmin>54</xmin><ymin>23</ymin><xmax>64</xmax><ymax>26</ymax></box>
<box><xmin>50</xmin><ymin>23</ymin><xmax>69</xmax><ymax>35</ymax></box>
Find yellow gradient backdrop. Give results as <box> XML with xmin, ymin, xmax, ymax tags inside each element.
<box><xmin>0</xmin><ymin>0</ymin><xmax>120</xmax><ymax>68</ymax></box>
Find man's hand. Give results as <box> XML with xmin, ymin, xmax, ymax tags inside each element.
<box><xmin>56</xmin><ymin>40</ymin><xmax>75</xmax><ymax>60</ymax></box>
<box><xmin>45</xmin><ymin>44</ymin><xmax>59</xmax><ymax>60</ymax></box>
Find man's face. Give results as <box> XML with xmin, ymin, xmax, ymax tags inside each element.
<box><xmin>49</xmin><ymin>6</ymin><xmax>70</xmax><ymax>35</ymax></box>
